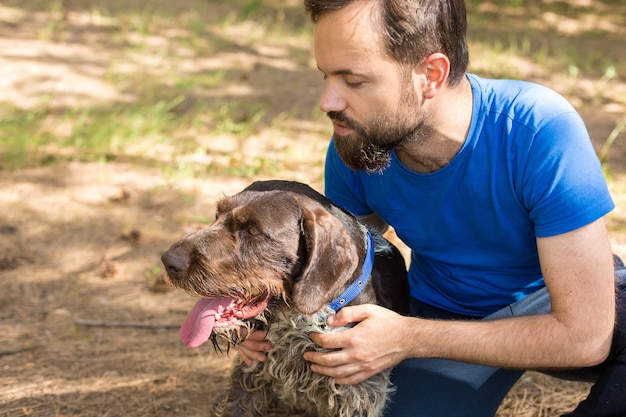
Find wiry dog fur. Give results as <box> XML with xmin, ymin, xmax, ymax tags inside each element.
<box><xmin>161</xmin><ymin>180</ymin><xmax>409</xmax><ymax>417</ymax></box>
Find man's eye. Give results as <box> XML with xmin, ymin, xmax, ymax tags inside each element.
<box><xmin>345</xmin><ymin>79</ymin><xmax>364</xmax><ymax>88</ymax></box>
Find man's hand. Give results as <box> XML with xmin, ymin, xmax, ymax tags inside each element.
<box><xmin>303</xmin><ymin>220</ymin><xmax>616</xmax><ymax>387</ymax></box>
<box><xmin>303</xmin><ymin>304</ymin><xmax>409</xmax><ymax>385</ymax></box>
<box><xmin>237</xmin><ymin>330</ymin><xmax>272</xmax><ymax>366</ymax></box>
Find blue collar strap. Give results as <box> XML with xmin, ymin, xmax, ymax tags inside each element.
<box><xmin>327</xmin><ymin>231</ymin><xmax>375</xmax><ymax>312</ymax></box>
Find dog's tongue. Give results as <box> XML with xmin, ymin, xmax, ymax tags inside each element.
<box><xmin>180</xmin><ymin>297</ymin><xmax>235</xmax><ymax>348</ymax></box>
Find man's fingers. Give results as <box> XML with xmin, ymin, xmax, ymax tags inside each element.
<box><xmin>304</xmin><ymin>347</ymin><xmax>346</xmax><ymax>367</ymax></box>
<box><xmin>333</xmin><ymin>371</ymin><xmax>375</xmax><ymax>385</ymax></box>
<box><xmin>306</xmin><ymin>358</ymin><xmax>374</xmax><ymax>385</ymax></box>
<box><xmin>237</xmin><ymin>330</ymin><xmax>272</xmax><ymax>365</ymax></box>
<box><xmin>238</xmin><ymin>347</ymin><xmax>255</xmax><ymax>366</ymax></box>
<box><xmin>309</xmin><ymin>331</ymin><xmax>348</xmax><ymax>350</ymax></box>
<box><xmin>327</xmin><ymin>305</ymin><xmax>372</xmax><ymax>327</ymax></box>
<box><xmin>238</xmin><ymin>343</ymin><xmax>269</xmax><ymax>365</ymax></box>
<box><xmin>305</xmin><ymin>350</ymin><xmax>352</xmax><ymax>373</ymax></box>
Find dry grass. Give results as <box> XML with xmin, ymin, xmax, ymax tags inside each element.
<box><xmin>1</xmin><ymin>0</ymin><xmax>625</xmax><ymax>416</ymax></box>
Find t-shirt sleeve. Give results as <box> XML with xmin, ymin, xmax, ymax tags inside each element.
<box><xmin>323</xmin><ymin>138</ymin><xmax>374</xmax><ymax>217</ymax></box>
<box><xmin>520</xmin><ymin>111</ymin><xmax>614</xmax><ymax>237</ymax></box>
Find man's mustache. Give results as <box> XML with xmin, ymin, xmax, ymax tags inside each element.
<box><xmin>327</xmin><ymin>111</ymin><xmax>357</xmax><ymax>130</ymax></box>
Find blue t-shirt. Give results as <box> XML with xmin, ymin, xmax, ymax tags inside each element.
<box><xmin>324</xmin><ymin>74</ymin><xmax>614</xmax><ymax>317</ymax></box>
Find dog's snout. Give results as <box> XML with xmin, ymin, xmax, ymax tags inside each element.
<box><xmin>161</xmin><ymin>247</ymin><xmax>190</xmax><ymax>280</ymax></box>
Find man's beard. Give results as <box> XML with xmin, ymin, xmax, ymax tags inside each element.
<box><xmin>329</xmin><ymin>89</ymin><xmax>427</xmax><ymax>174</ymax></box>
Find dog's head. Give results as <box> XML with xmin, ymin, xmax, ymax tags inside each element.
<box><xmin>161</xmin><ymin>182</ymin><xmax>366</xmax><ymax>349</ymax></box>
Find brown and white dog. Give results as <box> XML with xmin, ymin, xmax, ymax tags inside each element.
<box><xmin>161</xmin><ymin>180</ymin><xmax>409</xmax><ymax>417</ymax></box>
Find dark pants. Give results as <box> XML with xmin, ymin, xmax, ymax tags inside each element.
<box><xmin>383</xmin><ymin>260</ymin><xmax>626</xmax><ymax>417</ymax></box>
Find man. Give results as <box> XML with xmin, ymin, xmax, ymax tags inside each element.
<box><xmin>239</xmin><ymin>0</ymin><xmax>626</xmax><ymax>415</ymax></box>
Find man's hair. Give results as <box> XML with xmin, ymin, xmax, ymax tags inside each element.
<box><xmin>304</xmin><ymin>0</ymin><xmax>469</xmax><ymax>86</ymax></box>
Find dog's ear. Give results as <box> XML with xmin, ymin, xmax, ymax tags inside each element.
<box><xmin>291</xmin><ymin>196</ymin><xmax>360</xmax><ymax>315</ymax></box>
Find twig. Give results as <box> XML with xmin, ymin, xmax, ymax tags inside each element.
<box><xmin>599</xmin><ymin>117</ymin><xmax>626</xmax><ymax>164</ymax></box>
<box><xmin>74</xmin><ymin>319</ymin><xmax>180</xmax><ymax>329</ymax></box>
<box><xmin>0</xmin><ymin>345</ymin><xmax>39</xmax><ymax>357</ymax></box>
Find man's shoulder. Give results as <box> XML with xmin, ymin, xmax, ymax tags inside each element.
<box><xmin>468</xmin><ymin>74</ymin><xmax>575</xmax><ymax>125</ymax></box>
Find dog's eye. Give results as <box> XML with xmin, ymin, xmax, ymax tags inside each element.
<box><xmin>247</xmin><ymin>226</ymin><xmax>261</xmax><ymax>236</ymax></box>
<box><xmin>241</xmin><ymin>226</ymin><xmax>261</xmax><ymax>237</ymax></box>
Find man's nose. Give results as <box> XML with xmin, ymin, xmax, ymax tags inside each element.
<box><xmin>318</xmin><ymin>81</ymin><xmax>346</xmax><ymax>114</ymax></box>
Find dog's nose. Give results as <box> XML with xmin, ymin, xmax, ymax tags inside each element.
<box><xmin>161</xmin><ymin>247</ymin><xmax>190</xmax><ymax>280</ymax></box>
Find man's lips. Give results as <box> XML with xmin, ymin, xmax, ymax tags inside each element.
<box><xmin>332</xmin><ymin>121</ymin><xmax>353</xmax><ymax>136</ymax></box>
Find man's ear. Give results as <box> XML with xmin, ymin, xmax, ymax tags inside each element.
<box><xmin>418</xmin><ymin>52</ymin><xmax>451</xmax><ymax>99</ymax></box>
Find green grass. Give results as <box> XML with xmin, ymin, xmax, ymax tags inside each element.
<box><xmin>1</xmin><ymin>98</ymin><xmax>183</xmax><ymax>168</ymax></box>
<box><xmin>1</xmin><ymin>0</ymin><xmax>624</xmax><ymax>177</ymax></box>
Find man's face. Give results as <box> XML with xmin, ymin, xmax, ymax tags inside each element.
<box><xmin>313</xmin><ymin>2</ymin><xmax>426</xmax><ymax>173</ymax></box>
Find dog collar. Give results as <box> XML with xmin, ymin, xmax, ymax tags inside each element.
<box><xmin>327</xmin><ymin>231</ymin><xmax>375</xmax><ymax>312</ymax></box>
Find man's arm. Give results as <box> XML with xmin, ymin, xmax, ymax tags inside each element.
<box><xmin>304</xmin><ymin>218</ymin><xmax>616</xmax><ymax>384</ymax></box>
<box><xmin>358</xmin><ymin>212</ymin><xmax>389</xmax><ymax>235</ymax></box>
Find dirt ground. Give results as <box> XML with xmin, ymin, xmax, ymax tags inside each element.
<box><xmin>1</xmin><ymin>1</ymin><xmax>626</xmax><ymax>417</ymax></box>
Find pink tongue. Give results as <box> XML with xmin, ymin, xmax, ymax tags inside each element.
<box><xmin>180</xmin><ymin>297</ymin><xmax>235</xmax><ymax>348</ymax></box>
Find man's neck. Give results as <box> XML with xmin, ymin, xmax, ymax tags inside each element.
<box><xmin>396</xmin><ymin>76</ymin><xmax>473</xmax><ymax>174</ymax></box>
